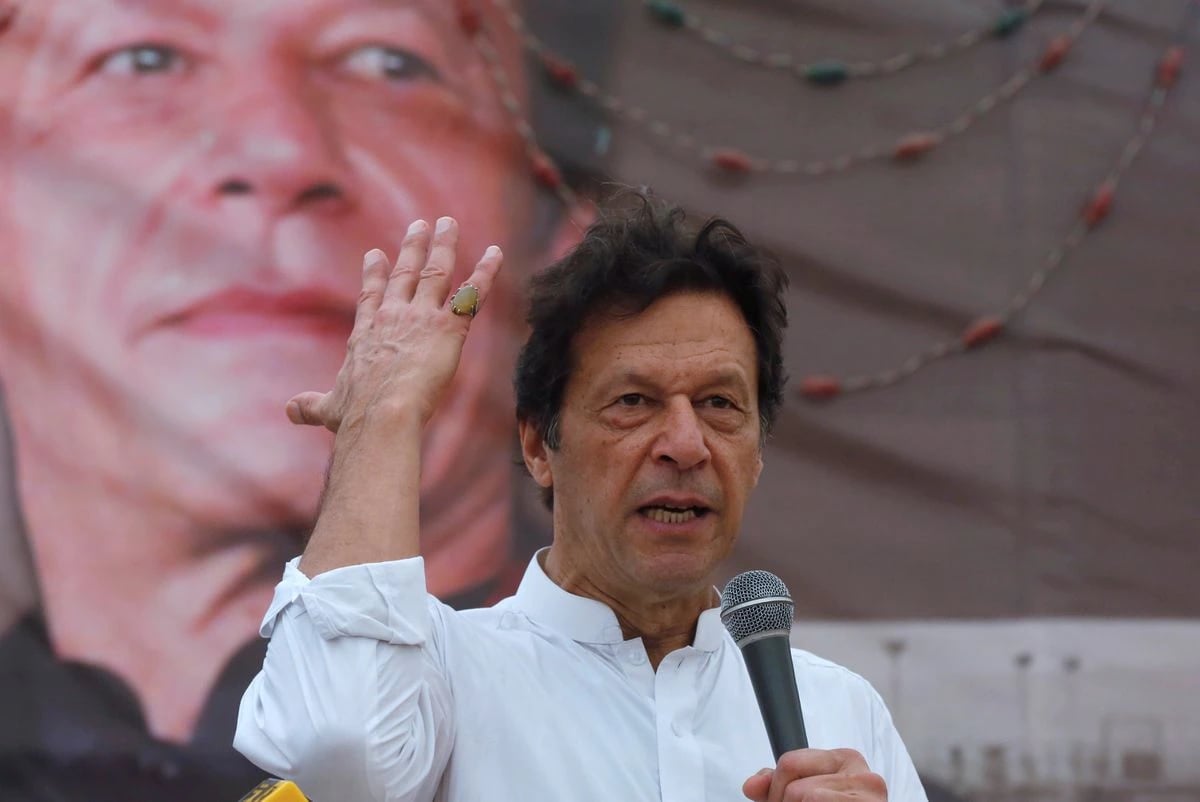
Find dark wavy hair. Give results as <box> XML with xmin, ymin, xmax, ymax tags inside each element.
<box><xmin>514</xmin><ymin>192</ymin><xmax>789</xmax><ymax>505</ymax></box>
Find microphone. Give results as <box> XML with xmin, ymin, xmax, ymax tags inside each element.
<box><xmin>720</xmin><ymin>569</ymin><xmax>808</xmax><ymax>759</ymax></box>
<box><xmin>238</xmin><ymin>778</ymin><xmax>310</xmax><ymax>802</ymax></box>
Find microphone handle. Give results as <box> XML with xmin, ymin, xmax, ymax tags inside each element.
<box><xmin>741</xmin><ymin>634</ymin><xmax>809</xmax><ymax>759</ymax></box>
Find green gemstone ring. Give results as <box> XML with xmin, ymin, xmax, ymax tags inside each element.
<box><xmin>450</xmin><ymin>283</ymin><xmax>480</xmax><ymax>318</ymax></box>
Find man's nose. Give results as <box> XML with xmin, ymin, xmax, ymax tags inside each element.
<box><xmin>200</xmin><ymin>77</ymin><xmax>353</xmax><ymax>216</ymax></box>
<box><xmin>651</xmin><ymin>399</ymin><xmax>712</xmax><ymax>472</ymax></box>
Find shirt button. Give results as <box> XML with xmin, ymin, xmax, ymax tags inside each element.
<box><xmin>671</xmin><ymin>720</ymin><xmax>685</xmax><ymax>737</ymax></box>
<box><xmin>627</xmin><ymin>649</ymin><xmax>646</xmax><ymax>665</ymax></box>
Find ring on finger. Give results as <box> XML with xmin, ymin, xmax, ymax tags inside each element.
<box><xmin>450</xmin><ymin>283</ymin><xmax>480</xmax><ymax>318</ymax></box>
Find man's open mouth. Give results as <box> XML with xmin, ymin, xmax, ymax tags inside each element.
<box><xmin>639</xmin><ymin>505</ymin><xmax>710</xmax><ymax>524</ymax></box>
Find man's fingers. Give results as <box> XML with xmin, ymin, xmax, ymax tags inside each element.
<box><xmin>412</xmin><ymin>216</ymin><xmax>460</xmax><ymax>307</ymax></box>
<box><xmin>445</xmin><ymin>244</ymin><xmax>503</xmax><ymax>321</ymax></box>
<box><xmin>766</xmin><ymin>749</ymin><xmax>878</xmax><ymax>802</ymax></box>
<box><xmin>352</xmin><ymin>249</ymin><xmax>391</xmax><ymax>338</ymax></box>
<box><xmin>287</xmin><ymin>392</ymin><xmax>330</xmax><ymax>428</ymax></box>
<box><xmin>775</xmin><ymin>772</ymin><xmax>887</xmax><ymax>802</ymax></box>
<box><xmin>742</xmin><ymin>769</ymin><xmax>773</xmax><ymax>801</ymax></box>
<box><xmin>776</xmin><ymin>749</ymin><xmax>865</xmax><ymax>780</ymax></box>
<box><xmin>770</xmin><ymin>749</ymin><xmax>840</xmax><ymax>799</ymax></box>
<box><xmin>382</xmin><ymin>220</ymin><xmax>430</xmax><ymax>304</ymax></box>
<box><xmin>827</xmin><ymin>749</ymin><xmax>869</xmax><ymax>774</ymax></box>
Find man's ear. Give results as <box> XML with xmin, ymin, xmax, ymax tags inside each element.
<box><xmin>518</xmin><ymin>418</ymin><xmax>554</xmax><ymax>492</ymax></box>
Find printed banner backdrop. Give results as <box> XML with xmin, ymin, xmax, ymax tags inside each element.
<box><xmin>1</xmin><ymin>0</ymin><xmax>1197</xmax><ymax>800</ymax></box>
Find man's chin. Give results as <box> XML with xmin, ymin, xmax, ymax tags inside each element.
<box><xmin>632</xmin><ymin>551</ymin><xmax>719</xmax><ymax>597</ymax></box>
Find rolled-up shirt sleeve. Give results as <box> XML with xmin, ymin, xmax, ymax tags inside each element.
<box><xmin>234</xmin><ymin>557</ymin><xmax>455</xmax><ymax>802</ymax></box>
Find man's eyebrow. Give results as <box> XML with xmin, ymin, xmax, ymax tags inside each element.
<box><xmin>48</xmin><ymin>0</ymin><xmax>213</xmax><ymax>33</ymax></box>
<box><xmin>700</xmin><ymin>368</ymin><xmax>753</xmax><ymax>389</ymax></box>
<box><xmin>599</xmin><ymin>371</ymin><xmax>656</xmax><ymax>391</ymax></box>
<box><xmin>598</xmin><ymin>368</ymin><xmax>753</xmax><ymax>393</ymax></box>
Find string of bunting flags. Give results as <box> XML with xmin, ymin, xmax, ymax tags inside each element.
<box><xmin>498</xmin><ymin>0</ymin><xmax>1104</xmax><ymax>176</ymax></box>
<box><xmin>455</xmin><ymin>0</ymin><xmax>1188</xmax><ymax>401</ymax></box>
<box><xmin>641</xmin><ymin>0</ymin><xmax>1045</xmax><ymax>83</ymax></box>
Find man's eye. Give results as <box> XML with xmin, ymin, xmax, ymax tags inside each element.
<box><xmin>706</xmin><ymin>396</ymin><xmax>734</xmax><ymax>409</ymax></box>
<box><xmin>98</xmin><ymin>45</ymin><xmax>187</xmax><ymax>77</ymax></box>
<box><xmin>340</xmin><ymin>45</ymin><xmax>441</xmax><ymax>83</ymax></box>
<box><xmin>618</xmin><ymin>394</ymin><xmax>645</xmax><ymax>407</ymax></box>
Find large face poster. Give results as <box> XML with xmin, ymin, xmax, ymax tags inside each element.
<box><xmin>0</xmin><ymin>0</ymin><xmax>1197</xmax><ymax>800</ymax></box>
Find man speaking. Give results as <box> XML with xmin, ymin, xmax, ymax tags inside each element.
<box><xmin>234</xmin><ymin>196</ymin><xmax>928</xmax><ymax>801</ymax></box>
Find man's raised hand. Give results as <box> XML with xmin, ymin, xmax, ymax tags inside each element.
<box><xmin>286</xmin><ymin>216</ymin><xmax>503</xmax><ymax>434</ymax></box>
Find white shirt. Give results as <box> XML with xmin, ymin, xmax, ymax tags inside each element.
<box><xmin>235</xmin><ymin>553</ymin><xmax>928</xmax><ymax>802</ymax></box>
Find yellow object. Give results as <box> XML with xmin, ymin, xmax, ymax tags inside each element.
<box><xmin>239</xmin><ymin>778</ymin><xmax>310</xmax><ymax>802</ymax></box>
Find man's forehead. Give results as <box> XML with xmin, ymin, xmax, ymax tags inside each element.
<box><xmin>574</xmin><ymin>296</ymin><xmax>757</xmax><ymax>379</ymax></box>
<box><xmin>590</xmin><ymin>293</ymin><xmax>752</xmax><ymax>345</ymax></box>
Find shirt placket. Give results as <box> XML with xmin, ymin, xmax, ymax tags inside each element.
<box><xmin>654</xmin><ymin>648</ymin><xmax>706</xmax><ymax>802</ymax></box>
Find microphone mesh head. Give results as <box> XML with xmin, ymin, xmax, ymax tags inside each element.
<box><xmin>720</xmin><ymin>570</ymin><xmax>794</xmax><ymax>644</ymax></box>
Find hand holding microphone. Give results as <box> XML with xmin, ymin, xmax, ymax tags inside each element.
<box><xmin>740</xmin><ymin>749</ymin><xmax>889</xmax><ymax>802</ymax></box>
<box><xmin>722</xmin><ymin>571</ymin><xmax>888</xmax><ymax>802</ymax></box>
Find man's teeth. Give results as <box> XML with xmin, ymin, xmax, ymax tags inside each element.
<box><xmin>644</xmin><ymin>506</ymin><xmax>700</xmax><ymax>524</ymax></box>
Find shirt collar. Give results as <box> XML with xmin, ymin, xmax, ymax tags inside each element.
<box><xmin>510</xmin><ymin>549</ymin><xmax>727</xmax><ymax>653</ymax></box>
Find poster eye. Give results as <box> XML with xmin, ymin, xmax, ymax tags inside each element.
<box><xmin>340</xmin><ymin>44</ymin><xmax>440</xmax><ymax>84</ymax></box>
<box><xmin>98</xmin><ymin>44</ymin><xmax>187</xmax><ymax>77</ymax></box>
